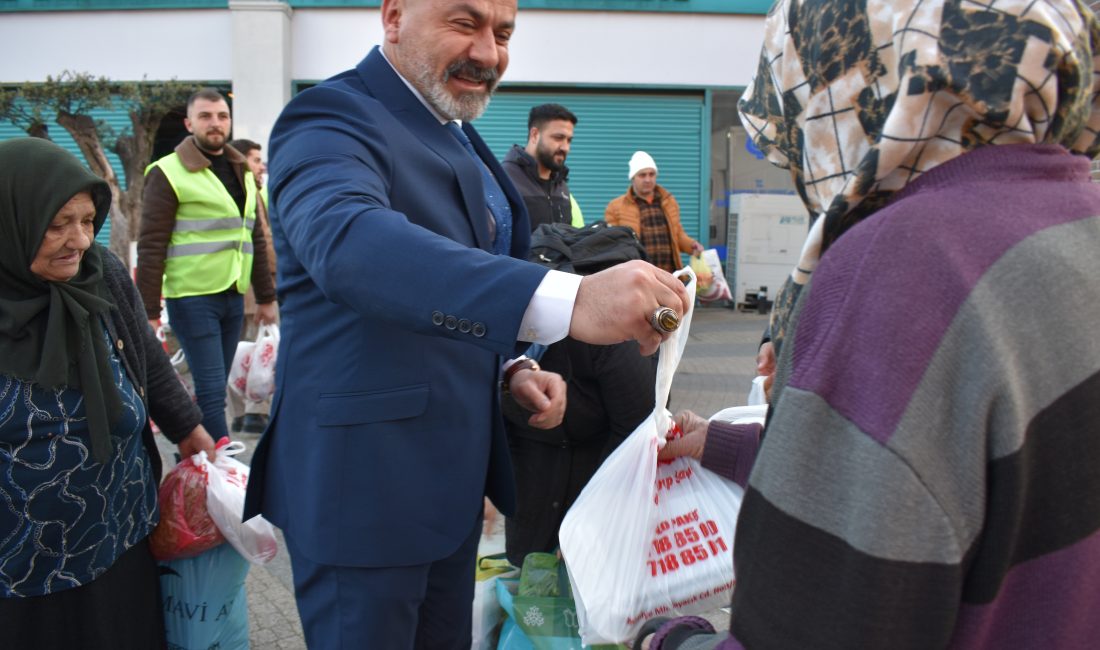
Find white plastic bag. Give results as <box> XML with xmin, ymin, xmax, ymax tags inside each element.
<box><xmin>710</xmin><ymin>403</ymin><xmax>768</xmax><ymax>426</ymax></box>
<box><xmin>696</xmin><ymin>248</ymin><xmax>732</xmax><ymax>304</ymax></box>
<box><xmin>245</xmin><ymin>324</ymin><xmax>279</xmax><ymax>403</ymax></box>
<box><xmin>559</xmin><ymin>268</ymin><xmax>744</xmax><ymax>645</ymax></box>
<box><xmin>169</xmin><ymin>350</ymin><xmax>194</xmax><ymax>399</ymax></box>
<box><xmin>747</xmin><ymin>375</ymin><xmax>768</xmax><ymax>406</ymax></box>
<box><xmin>471</xmin><ymin>554</ymin><xmax>517</xmax><ymax>650</ymax></box>
<box><xmin>228</xmin><ymin>340</ymin><xmax>254</xmax><ymax>397</ymax></box>
<box><xmin>201</xmin><ymin>441</ymin><xmax>279</xmax><ymax>565</ymax></box>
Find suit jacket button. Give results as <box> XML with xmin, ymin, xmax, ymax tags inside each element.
<box><xmin>458</xmin><ymin>319</ymin><xmax>471</xmax><ymax>333</ymax></box>
<box><xmin>432</xmin><ymin>311</ymin><xmax>445</xmax><ymax>326</ymax></box>
<box><xmin>471</xmin><ymin>322</ymin><xmax>486</xmax><ymax>338</ymax></box>
<box><xmin>116</xmin><ymin>339</ymin><xmax>125</xmax><ymax>351</ymax></box>
<box><xmin>444</xmin><ymin>315</ymin><xmax>458</xmax><ymax>330</ymax></box>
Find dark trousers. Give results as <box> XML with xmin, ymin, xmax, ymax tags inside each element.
<box><xmin>286</xmin><ymin>510</ymin><xmax>482</xmax><ymax>649</ymax></box>
<box><xmin>0</xmin><ymin>537</ymin><xmax>167</xmax><ymax>649</ymax></box>
<box><xmin>165</xmin><ymin>291</ymin><xmax>244</xmax><ymax>441</ymax></box>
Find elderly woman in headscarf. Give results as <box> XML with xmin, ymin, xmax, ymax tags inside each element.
<box><xmin>645</xmin><ymin>1</ymin><xmax>1100</xmax><ymax>648</ymax></box>
<box><xmin>0</xmin><ymin>138</ymin><xmax>215</xmax><ymax>648</ymax></box>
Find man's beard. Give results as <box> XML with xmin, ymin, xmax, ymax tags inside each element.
<box><xmin>409</xmin><ymin>56</ymin><xmax>498</xmax><ymax>122</ymax></box>
<box><xmin>194</xmin><ymin>130</ymin><xmax>226</xmax><ymax>152</ymax></box>
<box><xmin>535</xmin><ymin>138</ymin><xmax>565</xmax><ymax>173</ymax></box>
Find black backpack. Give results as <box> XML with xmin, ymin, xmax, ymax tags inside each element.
<box><xmin>528</xmin><ymin>220</ymin><xmax>647</xmax><ymax>275</ymax></box>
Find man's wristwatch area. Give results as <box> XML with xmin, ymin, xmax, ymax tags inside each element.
<box><xmin>501</xmin><ymin>356</ymin><xmax>540</xmax><ymax>394</ymax></box>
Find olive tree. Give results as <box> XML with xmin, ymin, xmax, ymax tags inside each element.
<box><xmin>0</xmin><ymin>71</ymin><xmax>193</xmax><ymax>262</ymax></box>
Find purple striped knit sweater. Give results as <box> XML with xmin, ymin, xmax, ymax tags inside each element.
<box><xmin>702</xmin><ymin>144</ymin><xmax>1100</xmax><ymax>650</ymax></box>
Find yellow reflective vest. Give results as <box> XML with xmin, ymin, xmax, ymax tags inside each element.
<box><xmin>146</xmin><ymin>153</ymin><xmax>258</xmax><ymax>298</ymax></box>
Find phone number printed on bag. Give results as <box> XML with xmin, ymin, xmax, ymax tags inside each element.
<box><xmin>647</xmin><ymin>508</ymin><xmax>730</xmax><ymax>577</ymax></box>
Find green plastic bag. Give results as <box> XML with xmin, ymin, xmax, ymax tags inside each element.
<box><xmin>498</xmin><ymin>553</ymin><xmax>625</xmax><ymax>650</ymax></box>
<box><xmin>519</xmin><ymin>552</ymin><xmax>567</xmax><ymax>597</ymax></box>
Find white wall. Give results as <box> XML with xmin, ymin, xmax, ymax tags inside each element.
<box><xmin>0</xmin><ymin>7</ymin><xmax>764</xmax><ymax>88</ymax></box>
<box><xmin>290</xmin><ymin>9</ymin><xmax>765</xmax><ymax>88</ymax></box>
<box><xmin>0</xmin><ymin>10</ymin><xmax>234</xmax><ymax>82</ymax></box>
<box><xmin>230</xmin><ymin>0</ymin><xmax>293</xmax><ymax>150</ymax></box>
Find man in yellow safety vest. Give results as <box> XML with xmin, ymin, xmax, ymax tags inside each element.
<box><xmin>136</xmin><ymin>88</ymin><xmax>277</xmax><ymax>443</ymax></box>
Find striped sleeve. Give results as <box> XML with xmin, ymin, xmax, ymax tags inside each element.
<box><xmin>728</xmin><ymin>199</ymin><xmax>1100</xmax><ymax>649</ymax></box>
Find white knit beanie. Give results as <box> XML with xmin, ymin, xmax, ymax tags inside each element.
<box><xmin>628</xmin><ymin>151</ymin><xmax>658</xmax><ymax>179</ymax></box>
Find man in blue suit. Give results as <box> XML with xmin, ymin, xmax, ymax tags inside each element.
<box><xmin>243</xmin><ymin>0</ymin><xmax>690</xmax><ymax>647</ymax></box>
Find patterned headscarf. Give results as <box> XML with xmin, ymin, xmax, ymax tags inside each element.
<box><xmin>739</xmin><ymin>0</ymin><xmax>1100</xmax><ymax>352</ymax></box>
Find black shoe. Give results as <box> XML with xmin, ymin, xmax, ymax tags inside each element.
<box><xmin>240</xmin><ymin>414</ymin><xmax>269</xmax><ymax>434</ymax></box>
<box><xmin>230</xmin><ymin>416</ymin><xmax>244</xmax><ymax>433</ymax></box>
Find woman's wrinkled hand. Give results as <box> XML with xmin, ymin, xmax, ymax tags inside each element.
<box><xmin>658</xmin><ymin>410</ymin><xmax>709</xmax><ymax>461</ymax></box>
<box><xmin>176</xmin><ymin>425</ymin><xmax>216</xmax><ymax>460</ymax></box>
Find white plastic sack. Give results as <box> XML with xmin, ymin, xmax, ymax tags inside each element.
<box><xmin>747</xmin><ymin>375</ymin><xmax>768</xmax><ymax>406</ymax></box>
<box><xmin>200</xmin><ymin>441</ymin><xmax>279</xmax><ymax>565</ymax></box>
<box><xmin>228</xmin><ymin>340</ymin><xmax>254</xmax><ymax>398</ymax></box>
<box><xmin>471</xmin><ymin>559</ymin><xmax>518</xmax><ymax>650</ymax></box>
<box><xmin>709</xmin><ymin>403</ymin><xmax>768</xmax><ymax>426</ymax></box>
<box><xmin>559</xmin><ymin>268</ymin><xmax>744</xmax><ymax>645</ymax></box>
<box><xmin>245</xmin><ymin>323</ymin><xmax>279</xmax><ymax>403</ymax></box>
<box><xmin>169</xmin><ymin>348</ymin><xmax>196</xmax><ymax>401</ymax></box>
<box><xmin>696</xmin><ymin>248</ymin><xmax>732</xmax><ymax>304</ymax></box>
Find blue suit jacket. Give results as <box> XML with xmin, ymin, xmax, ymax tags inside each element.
<box><xmin>243</xmin><ymin>47</ymin><xmax>548</xmax><ymax>568</ymax></box>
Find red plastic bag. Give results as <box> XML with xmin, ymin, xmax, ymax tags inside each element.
<box><xmin>150</xmin><ymin>454</ymin><xmax>225</xmax><ymax>561</ymax></box>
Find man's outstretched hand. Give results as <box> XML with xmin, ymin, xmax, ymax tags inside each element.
<box><xmin>570</xmin><ymin>260</ymin><xmax>690</xmax><ymax>356</ymax></box>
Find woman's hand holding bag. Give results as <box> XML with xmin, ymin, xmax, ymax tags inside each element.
<box><xmin>151</xmin><ymin>440</ymin><xmax>278</xmax><ymax>565</ymax></box>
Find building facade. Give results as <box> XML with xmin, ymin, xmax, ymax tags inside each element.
<box><xmin>1</xmin><ymin>0</ymin><xmax>788</xmax><ymax>249</ymax></box>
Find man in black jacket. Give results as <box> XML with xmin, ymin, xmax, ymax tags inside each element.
<box><xmin>498</xmin><ymin>104</ymin><xmax>657</xmax><ymax>565</ymax></box>
<box><xmin>502</xmin><ymin>103</ymin><xmax>582</xmax><ymax>229</ymax></box>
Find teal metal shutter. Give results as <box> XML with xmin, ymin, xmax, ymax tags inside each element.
<box><xmin>475</xmin><ymin>90</ymin><xmax>706</xmax><ymax>244</ymax></box>
<box><xmin>0</xmin><ymin>105</ymin><xmax>131</xmax><ymax>248</ymax></box>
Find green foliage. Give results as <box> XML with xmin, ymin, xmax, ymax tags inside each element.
<box><xmin>0</xmin><ymin>70</ymin><xmax>191</xmax><ymax>162</ymax></box>
<box><xmin>0</xmin><ymin>71</ymin><xmax>197</xmax><ymax>259</ymax></box>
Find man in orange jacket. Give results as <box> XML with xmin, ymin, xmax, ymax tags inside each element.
<box><xmin>604</xmin><ymin>150</ymin><xmax>703</xmax><ymax>272</ymax></box>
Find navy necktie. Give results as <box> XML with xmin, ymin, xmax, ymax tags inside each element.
<box><xmin>446</xmin><ymin>121</ymin><xmax>512</xmax><ymax>255</ymax></box>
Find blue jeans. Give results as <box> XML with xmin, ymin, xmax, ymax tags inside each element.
<box><xmin>166</xmin><ymin>291</ymin><xmax>244</xmax><ymax>442</ymax></box>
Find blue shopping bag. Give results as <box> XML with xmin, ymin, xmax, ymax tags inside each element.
<box><xmin>496</xmin><ymin>577</ymin><xmax>624</xmax><ymax>650</ymax></box>
<box><xmin>159</xmin><ymin>542</ymin><xmax>250</xmax><ymax>650</ymax></box>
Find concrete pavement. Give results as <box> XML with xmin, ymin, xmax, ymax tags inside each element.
<box><xmin>156</xmin><ymin>305</ymin><xmax>768</xmax><ymax>648</ymax></box>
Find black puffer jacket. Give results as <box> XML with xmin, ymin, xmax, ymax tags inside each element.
<box><xmin>501</xmin><ymin>145</ymin><xmax>573</xmax><ymax>230</ymax></box>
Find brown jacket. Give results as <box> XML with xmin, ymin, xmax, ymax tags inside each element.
<box><xmin>136</xmin><ymin>136</ymin><xmax>277</xmax><ymax>320</ymax></box>
<box><xmin>243</xmin><ymin>190</ymin><xmax>278</xmax><ymax>317</ymax></box>
<box><xmin>603</xmin><ymin>184</ymin><xmax>696</xmax><ymax>262</ymax></box>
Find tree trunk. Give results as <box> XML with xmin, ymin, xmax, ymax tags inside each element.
<box><xmin>115</xmin><ymin>107</ymin><xmax>161</xmax><ymax>262</ymax></box>
<box><xmin>55</xmin><ymin>110</ymin><xmax>131</xmax><ymax>263</ymax></box>
<box><xmin>26</xmin><ymin>122</ymin><xmax>50</xmax><ymax>139</ymax></box>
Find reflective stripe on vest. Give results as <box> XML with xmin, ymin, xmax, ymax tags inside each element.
<box><xmin>148</xmin><ymin>153</ymin><xmax>258</xmax><ymax>299</ymax></box>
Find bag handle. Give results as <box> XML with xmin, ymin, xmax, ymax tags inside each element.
<box><xmin>653</xmin><ymin>267</ymin><xmax>697</xmax><ymax>436</ymax></box>
<box><xmin>255</xmin><ymin>322</ymin><xmax>280</xmax><ymax>343</ymax></box>
<box><xmin>215</xmin><ymin>439</ymin><xmax>247</xmax><ymax>457</ymax></box>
